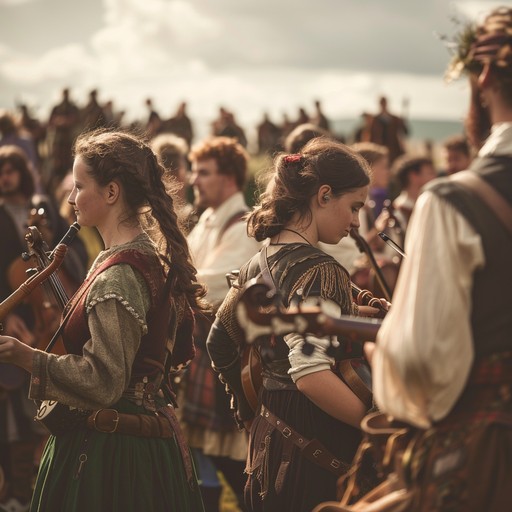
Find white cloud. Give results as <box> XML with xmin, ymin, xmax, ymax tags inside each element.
<box><xmin>453</xmin><ymin>1</ymin><xmax>512</xmax><ymax>21</ymax></box>
<box><xmin>0</xmin><ymin>0</ymin><xmax>484</xmax><ymax>140</ymax></box>
<box><xmin>0</xmin><ymin>0</ymin><xmax>40</xmax><ymax>5</ymax></box>
<box><xmin>0</xmin><ymin>44</ymin><xmax>93</xmax><ymax>84</ymax></box>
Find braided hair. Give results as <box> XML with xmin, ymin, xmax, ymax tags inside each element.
<box><xmin>73</xmin><ymin>129</ymin><xmax>207</xmax><ymax>311</ymax></box>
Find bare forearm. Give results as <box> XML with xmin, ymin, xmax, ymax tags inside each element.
<box><xmin>296</xmin><ymin>369</ymin><xmax>366</xmax><ymax>429</ymax></box>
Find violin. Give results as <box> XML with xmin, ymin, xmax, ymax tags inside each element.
<box><xmin>236</xmin><ymin>279</ymin><xmax>382</xmax><ymax>411</ymax></box>
<box><xmin>350</xmin><ymin>228</ymin><xmax>393</xmax><ymax>302</ymax></box>
<box><xmin>0</xmin><ymin>244</ymin><xmax>68</xmax><ymax>390</ymax></box>
<box><xmin>6</xmin><ymin>223</ymin><xmax>80</xmax><ymax>354</ymax></box>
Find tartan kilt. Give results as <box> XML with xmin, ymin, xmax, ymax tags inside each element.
<box><xmin>407</xmin><ymin>352</ymin><xmax>512</xmax><ymax>512</ymax></box>
<box><xmin>181</xmin><ymin>347</ymin><xmax>237</xmax><ymax>432</ymax></box>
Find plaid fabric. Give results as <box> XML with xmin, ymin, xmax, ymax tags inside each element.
<box><xmin>181</xmin><ymin>347</ymin><xmax>235</xmax><ymax>431</ymax></box>
<box><xmin>468</xmin><ymin>350</ymin><xmax>512</xmax><ymax>385</ymax></box>
<box><xmin>406</xmin><ymin>351</ymin><xmax>512</xmax><ymax>511</ymax></box>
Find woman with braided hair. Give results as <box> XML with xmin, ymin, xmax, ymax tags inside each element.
<box><xmin>369</xmin><ymin>6</ymin><xmax>512</xmax><ymax>511</ymax></box>
<box><xmin>0</xmin><ymin>129</ymin><xmax>206</xmax><ymax>511</ymax></box>
<box><xmin>207</xmin><ymin>137</ymin><xmax>384</xmax><ymax>512</ymax></box>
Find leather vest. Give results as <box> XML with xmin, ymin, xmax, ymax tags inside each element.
<box><xmin>62</xmin><ymin>249</ymin><xmax>170</xmax><ymax>383</ymax></box>
<box><xmin>238</xmin><ymin>244</ymin><xmax>354</xmax><ymax>384</ymax></box>
<box><xmin>427</xmin><ymin>156</ymin><xmax>512</xmax><ymax>358</ymax></box>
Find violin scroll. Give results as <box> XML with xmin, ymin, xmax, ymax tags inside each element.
<box><xmin>0</xmin><ymin>244</ymin><xmax>68</xmax><ymax>325</ymax></box>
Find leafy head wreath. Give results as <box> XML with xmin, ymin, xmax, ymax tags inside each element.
<box><xmin>440</xmin><ymin>6</ymin><xmax>512</xmax><ymax>82</ymax></box>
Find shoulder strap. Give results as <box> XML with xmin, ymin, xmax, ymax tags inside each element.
<box><xmin>258</xmin><ymin>246</ymin><xmax>277</xmax><ymax>292</ymax></box>
<box><xmin>45</xmin><ymin>250</ymin><xmax>161</xmax><ymax>353</ymax></box>
<box><xmin>450</xmin><ymin>171</ymin><xmax>512</xmax><ymax>236</ymax></box>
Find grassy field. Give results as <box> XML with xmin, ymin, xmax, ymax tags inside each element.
<box><xmin>219</xmin><ymin>472</ymin><xmax>243</xmax><ymax>512</ymax></box>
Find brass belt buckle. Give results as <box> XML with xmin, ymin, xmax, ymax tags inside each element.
<box><xmin>282</xmin><ymin>426</ymin><xmax>292</xmax><ymax>438</ymax></box>
<box><xmin>93</xmin><ymin>408</ymin><xmax>119</xmax><ymax>433</ymax></box>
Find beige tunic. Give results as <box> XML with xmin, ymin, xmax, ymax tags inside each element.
<box><xmin>29</xmin><ymin>234</ymin><xmax>155</xmax><ymax>411</ymax></box>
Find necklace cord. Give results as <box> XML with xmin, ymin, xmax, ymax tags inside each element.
<box><xmin>280</xmin><ymin>228</ymin><xmax>312</xmax><ymax>245</ymax></box>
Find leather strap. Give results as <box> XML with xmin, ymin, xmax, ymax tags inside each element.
<box><xmin>86</xmin><ymin>405</ymin><xmax>195</xmax><ymax>487</ymax></box>
<box><xmin>337</xmin><ymin>359</ymin><xmax>373</xmax><ymax>409</ymax></box>
<box><xmin>450</xmin><ymin>170</ymin><xmax>512</xmax><ymax>236</ymax></box>
<box><xmin>157</xmin><ymin>405</ymin><xmax>196</xmax><ymax>487</ymax></box>
<box><xmin>258</xmin><ymin>246</ymin><xmax>278</xmax><ymax>293</ymax></box>
<box><xmin>86</xmin><ymin>408</ymin><xmax>174</xmax><ymax>437</ymax></box>
<box><xmin>260</xmin><ymin>405</ymin><xmax>348</xmax><ymax>477</ymax></box>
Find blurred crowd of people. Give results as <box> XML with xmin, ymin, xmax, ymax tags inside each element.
<box><xmin>0</xmin><ymin>82</ymin><xmax>476</xmax><ymax>512</ymax></box>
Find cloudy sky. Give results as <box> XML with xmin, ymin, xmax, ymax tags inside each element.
<box><xmin>0</xmin><ymin>0</ymin><xmax>509</xmax><ymax>141</ymax></box>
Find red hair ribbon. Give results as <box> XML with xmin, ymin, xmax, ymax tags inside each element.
<box><xmin>284</xmin><ymin>154</ymin><xmax>302</xmax><ymax>163</ymax></box>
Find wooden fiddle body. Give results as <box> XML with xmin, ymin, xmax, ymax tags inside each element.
<box><xmin>6</xmin><ymin>223</ymin><xmax>80</xmax><ymax>354</ymax></box>
<box><xmin>0</xmin><ymin>244</ymin><xmax>68</xmax><ymax>390</ymax></box>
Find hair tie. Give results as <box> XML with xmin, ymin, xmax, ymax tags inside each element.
<box><xmin>284</xmin><ymin>154</ymin><xmax>302</xmax><ymax>164</ymax></box>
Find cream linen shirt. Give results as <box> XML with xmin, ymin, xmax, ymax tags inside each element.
<box><xmin>187</xmin><ymin>191</ymin><xmax>260</xmax><ymax>308</ymax></box>
<box><xmin>373</xmin><ymin>123</ymin><xmax>512</xmax><ymax>428</ymax></box>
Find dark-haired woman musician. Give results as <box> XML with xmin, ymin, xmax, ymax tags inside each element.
<box><xmin>207</xmin><ymin>137</ymin><xmax>383</xmax><ymax>512</ymax></box>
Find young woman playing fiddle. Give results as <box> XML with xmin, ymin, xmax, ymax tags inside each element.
<box><xmin>0</xmin><ymin>129</ymin><xmax>206</xmax><ymax>511</ymax></box>
<box><xmin>207</xmin><ymin>137</ymin><xmax>382</xmax><ymax>512</ymax></box>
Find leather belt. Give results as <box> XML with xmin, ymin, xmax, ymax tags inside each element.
<box><xmin>87</xmin><ymin>408</ymin><xmax>174</xmax><ymax>438</ymax></box>
<box><xmin>260</xmin><ymin>405</ymin><xmax>348</xmax><ymax>477</ymax></box>
<box><xmin>87</xmin><ymin>407</ymin><xmax>196</xmax><ymax>487</ymax></box>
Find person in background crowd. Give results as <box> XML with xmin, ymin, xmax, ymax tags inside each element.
<box><xmin>80</xmin><ymin>89</ymin><xmax>107</xmax><ymax>133</ymax></box>
<box><xmin>144</xmin><ymin>98</ymin><xmax>162</xmax><ymax>139</ymax></box>
<box><xmin>211</xmin><ymin>109</ymin><xmax>248</xmax><ymax>149</ymax></box>
<box><xmin>370</xmin><ymin>6</ymin><xmax>512</xmax><ymax>511</ymax></box>
<box><xmin>348</xmin><ymin>142</ymin><xmax>402</xmax><ymax>298</ymax></box>
<box><xmin>311</xmin><ymin>99</ymin><xmax>331</xmax><ymax>132</ymax></box>
<box><xmin>17</xmin><ymin>105</ymin><xmax>46</xmax><ymax>169</ymax></box>
<box><xmin>256</xmin><ymin>113</ymin><xmax>282</xmax><ymax>156</ymax></box>
<box><xmin>182</xmin><ymin>136</ymin><xmax>259</xmax><ymax>511</ymax></box>
<box><xmin>0</xmin><ymin>111</ymin><xmax>41</xmax><ymax>193</ymax></box>
<box><xmin>284</xmin><ymin>123</ymin><xmax>331</xmax><ymax>154</ymax></box>
<box><xmin>160</xmin><ymin>102</ymin><xmax>194</xmax><ymax>148</ymax></box>
<box><xmin>151</xmin><ymin>133</ymin><xmax>195</xmax><ymax>233</ymax></box>
<box><xmin>46</xmin><ymin>88</ymin><xmax>81</xmax><ymax>191</ymax></box>
<box><xmin>366</xmin><ymin>96</ymin><xmax>409</xmax><ymax>164</ymax></box>
<box><xmin>440</xmin><ymin>134</ymin><xmax>473</xmax><ymax>175</ymax></box>
<box><xmin>390</xmin><ymin>154</ymin><xmax>437</xmax><ymax>236</ymax></box>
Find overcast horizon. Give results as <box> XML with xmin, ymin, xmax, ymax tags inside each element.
<box><xmin>1</xmin><ymin>0</ymin><xmax>510</xmax><ymax>140</ymax></box>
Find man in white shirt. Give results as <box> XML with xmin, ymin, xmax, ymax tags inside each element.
<box><xmin>370</xmin><ymin>7</ymin><xmax>512</xmax><ymax>511</ymax></box>
<box><xmin>182</xmin><ymin>136</ymin><xmax>259</xmax><ymax>511</ymax></box>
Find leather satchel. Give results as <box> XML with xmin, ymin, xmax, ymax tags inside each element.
<box><xmin>312</xmin><ymin>412</ymin><xmax>416</xmax><ymax>512</ymax></box>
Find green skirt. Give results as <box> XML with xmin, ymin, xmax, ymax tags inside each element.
<box><xmin>30</xmin><ymin>399</ymin><xmax>204</xmax><ymax>512</ymax></box>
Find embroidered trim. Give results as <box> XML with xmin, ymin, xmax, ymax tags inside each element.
<box><xmin>87</xmin><ymin>293</ymin><xmax>148</xmax><ymax>333</ymax></box>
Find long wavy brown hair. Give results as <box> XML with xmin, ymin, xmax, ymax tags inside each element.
<box><xmin>73</xmin><ymin>129</ymin><xmax>207</xmax><ymax>311</ymax></box>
